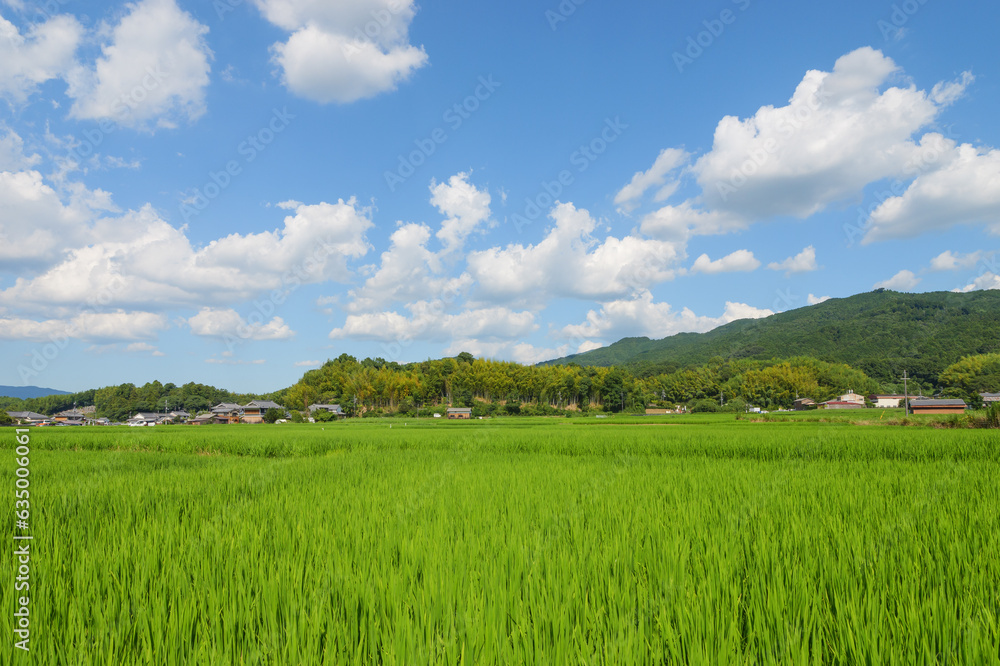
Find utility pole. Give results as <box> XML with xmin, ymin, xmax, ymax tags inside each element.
<box><xmin>901</xmin><ymin>370</ymin><xmax>909</xmax><ymax>415</ymax></box>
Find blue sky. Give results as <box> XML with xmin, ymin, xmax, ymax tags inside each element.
<box><xmin>1</xmin><ymin>0</ymin><xmax>999</xmax><ymax>393</ymax></box>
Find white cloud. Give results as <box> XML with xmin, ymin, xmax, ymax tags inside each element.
<box><xmin>331</xmin><ymin>302</ymin><xmax>537</xmax><ymax>343</ymax></box>
<box><xmin>254</xmin><ymin>0</ymin><xmax>427</xmax><ymax>104</ymax></box>
<box><xmin>0</xmin><ymin>127</ymin><xmax>40</xmax><ymax>171</ymax></box>
<box><xmin>0</xmin><ymin>169</ymin><xmax>102</xmax><ymax>275</ymax></box>
<box><xmin>345</xmin><ymin>222</ymin><xmax>471</xmax><ymax>313</ymax></box>
<box><xmin>929</xmin><ymin>250</ymin><xmax>986</xmax><ymax>272</ymax></box>
<box><xmin>443</xmin><ymin>340</ymin><xmax>572</xmax><ymax>366</ymax></box>
<box><xmin>0</xmin><ymin>197</ymin><xmax>374</xmax><ymax>313</ymax></box>
<box><xmin>206</xmin><ymin>358</ymin><xmax>266</xmax><ymax>365</ymax></box>
<box><xmin>0</xmin><ymin>310</ymin><xmax>167</xmax><ymax>342</ymax></box>
<box><xmin>65</xmin><ymin>0</ymin><xmax>212</xmax><ymax>129</ymax></box>
<box><xmin>690</xmin><ymin>249</ymin><xmax>760</xmax><ymax>274</ymax></box>
<box><xmin>614</xmin><ymin>148</ymin><xmax>688</xmax><ymax>212</ymax></box>
<box><xmin>807</xmin><ymin>294</ymin><xmax>831</xmax><ymax>305</ymax></box>
<box><xmin>863</xmin><ymin>143</ymin><xmax>1000</xmax><ymax>242</ymax></box>
<box><xmin>0</xmin><ymin>12</ymin><xmax>82</xmax><ymax>102</ymax></box>
<box><xmin>125</xmin><ymin>342</ymin><xmax>164</xmax><ymax>356</ymax></box>
<box><xmin>874</xmin><ymin>269</ymin><xmax>921</xmax><ymax>291</ymax></box>
<box><xmin>294</xmin><ymin>359</ymin><xmax>322</xmax><ymax>367</ymax></box>
<box><xmin>430</xmin><ymin>172</ymin><xmax>492</xmax><ymax>253</ymax></box>
<box><xmin>468</xmin><ymin>202</ymin><xmax>680</xmax><ymax>305</ymax></box>
<box><xmin>560</xmin><ymin>291</ymin><xmax>772</xmax><ymax>342</ymax></box>
<box><xmin>953</xmin><ymin>272</ymin><xmax>1000</xmax><ymax>293</ymax></box>
<box><xmin>188</xmin><ymin>308</ymin><xmax>294</xmax><ymax>341</ymax></box>
<box><xmin>767</xmin><ymin>245</ymin><xmax>818</xmax><ymax>274</ymax></box>
<box><xmin>633</xmin><ymin>48</ymin><xmax>990</xmax><ymax>245</ymax></box>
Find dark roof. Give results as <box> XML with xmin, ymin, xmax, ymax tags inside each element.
<box><xmin>308</xmin><ymin>404</ymin><xmax>344</xmax><ymax>412</ymax></box>
<box><xmin>211</xmin><ymin>403</ymin><xmax>243</xmax><ymax>412</ymax></box>
<box><xmin>245</xmin><ymin>400</ymin><xmax>284</xmax><ymax>410</ymax></box>
<box><xmin>447</xmin><ymin>407</ymin><xmax>473</xmax><ymax>412</ymax></box>
<box><xmin>981</xmin><ymin>392</ymin><xmax>1000</xmax><ymax>399</ymax></box>
<box><xmin>131</xmin><ymin>412</ymin><xmax>162</xmax><ymax>420</ymax></box>
<box><xmin>911</xmin><ymin>399</ymin><xmax>966</xmax><ymax>407</ymax></box>
<box><xmin>7</xmin><ymin>411</ymin><xmax>48</xmax><ymax>420</ymax></box>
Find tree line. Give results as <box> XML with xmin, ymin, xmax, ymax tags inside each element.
<box><xmin>3</xmin><ymin>352</ymin><xmax>997</xmax><ymax>421</ymax></box>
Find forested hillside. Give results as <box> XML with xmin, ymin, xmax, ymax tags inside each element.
<box><xmin>543</xmin><ymin>290</ymin><xmax>1000</xmax><ymax>386</ymax></box>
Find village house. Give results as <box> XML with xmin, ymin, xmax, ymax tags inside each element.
<box><xmin>128</xmin><ymin>412</ymin><xmax>167</xmax><ymax>427</ymax></box>
<box><xmin>447</xmin><ymin>407</ymin><xmax>472</xmax><ymax>420</ymax></box>
<box><xmin>6</xmin><ymin>411</ymin><xmax>49</xmax><ymax>425</ymax></box>
<box><xmin>308</xmin><ymin>404</ymin><xmax>345</xmax><ymax>418</ymax></box>
<box><xmin>242</xmin><ymin>400</ymin><xmax>286</xmax><ymax>424</ymax></box>
<box><xmin>211</xmin><ymin>403</ymin><xmax>244</xmax><ymax>424</ymax></box>
<box><xmin>868</xmin><ymin>395</ymin><xmax>907</xmax><ymax>408</ymax></box>
<box><xmin>909</xmin><ymin>398</ymin><xmax>967</xmax><ymax>415</ymax></box>
<box><xmin>644</xmin><ymin>407</ymin><xmax>672</xmax><ymax>415</ymax></box>
<box><xmin>53</xmin><ymin>409</ymin><xmax>86</xmax><ymax>423</ymax></box>
<box><xmin>187</xmin><ymin>414</ymin><xmax>214</xmax><ymax>426</ymax></box>
<box><xmin>981</xmin><ymin>392</ymin><xmax>1000</xmax><ymax>405</ymax></box>
<box><xmin>793</xmin><ymin>398</ymin><xmax>816</xmax><ymax>411</ymax></box>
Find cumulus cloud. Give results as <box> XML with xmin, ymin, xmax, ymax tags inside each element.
<box><xmin>953</xmin><ymin>272</ymin><xmax>1000</xmax><ymax>293</ymax></box>
<box><xmin>65</xmin><ymin>0</ymin><xmax>212</xmax><ymax>129</ymax></box>
<box><xmin>929</xmin><ymin>250</ymin><xmax>986</xmax><ymax>272</ymax></box>
<box><xmin>443</xmin><ymin>340</ymin><xmax>572</xmax><ymax>366</ymax></box>
<box><xmin>0</xmin><ymin>126</ymin><xmax>40</xmax><ymax>171</ymax></box>
<box><xmin>560</xmin><ymin>291</ymin><xmax>772</xmax><ymax>342</ymax></box>
<box><xmin>468</xmin><ymin>202</ymin><xmax>681</xmax><ymax>305</ymax></box>
<box><xmin>0</xmin><ymin>197</ymin><xmax>374</xmax><ymax>314</ymax></box>
<box><xmin>0</xmin><ymin>12</ymin><xmax>82</xmax><ymax>102</ymax></box>
<box><xmin>874</xmin><ymin>269</ymin><xmax>921</xmax><ymax>291</ymax></box>
<box><xmin>631</xmin><ymin>47</ymin><xmax>990</xmax><ymax>245</ymax></box>
<box><xmin>0</xmin><ymin>310</ymin><xmax>167</xmax><ymax>343</ymax></box>
<box><xmin>188</xmin><ymin>307</ymin><xmax>294</xmax><ymax>341</ymax></box>
<box><xmin>614</xmin><ymin>148</ymin><xmax>688</xmax><ymax>212</ymax></box>
<box><xmin>430</xmin><ymin>172</ymin><xmax>492</xmax><ymax>253</ymax></box>
<box><xmin>690</xmin><ymin>249</ymin><xmax>760</xmax><ymax>274</ymax></box>
<box><xmin>254</xmin><ymin>0</ymin><xmax>428</xmax><ymax>104</ymax></box>
<box><xmin>331</xmin><ymin>303</ymin><xmax>537</xmax><ymax>343</ymax></box>
<box><xmin>863</xmin><ymin>143</ymin><xmax>1000</xmax><ymax>242</ymax></box>
<box><xmin>344</xmin><ymin>222</ymin><xmax>472</xmax><ymax>313</ymax></box>
<box><xmin>767</xmin><ymin>245</ymin><xmax>818</xmax><ymax>274</ymax></box>
<box><xmin>807</xmin><ymin>294</ymin><xmax>831</xmax><ymax>305</ymax></box>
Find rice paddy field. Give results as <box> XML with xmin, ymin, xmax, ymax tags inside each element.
<box><xmin>3</xmin><ymin>416</ymin><xmax>999</xmax><ymax>664</ymax></box>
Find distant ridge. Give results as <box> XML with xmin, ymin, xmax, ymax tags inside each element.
<box><xmin>0</xmin><ymin>385</ymin><xmax>72</xmax><ymax>400</ymax></box>
<box><xmin>541</xmin><ymin>290</ymin><xmax>1000</xmax><ymax>384</ymax></box>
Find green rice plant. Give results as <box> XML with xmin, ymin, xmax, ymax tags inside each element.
<box><xmin>2</xmin><ymin>421</ymin><xmax>999</xmax><ymax>664</ymax></box>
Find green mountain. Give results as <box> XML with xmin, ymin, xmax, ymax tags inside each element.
<box><xmin>542</xmin><ymin>290</ymin><xmax>1000</xmax><ymax>386</ymax></box>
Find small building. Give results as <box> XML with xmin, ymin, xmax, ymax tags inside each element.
<box><xmin>308</xmin><ymin>404</ymin><xmax>345</xmax><ymax>418</ymax></box>
<box><xmin>645</xmin><ymin>407</ymin><xmax>671</xmax><ymax>415</ymax></box>
<box><xmin>53</xmin><ymin>409</ymin><xmax>86</xmax><ymax>423</ymax></box>
<box><xmin>188</xmin><ymin>415</ymin><xmax>214</xmax><ymax>426</ymax></box>
<box><xmin>910</xmin><ymin>399</ymin><xmax>967</xmax><ymax>415</ymax></box>
<box><xmin>836</xmin><ymin>391</ymin><xmax>866</xmax><ymax>405</ymax></box>
<box><xmin>793</xmin><ymin>398</ymin><xmax>816</xmax><ymax>411</ymax></box>
<box><xmin>168</xmin><ymin>410</ymin><xmax>191</xmax><ymax>421</ymax></box>
<box><xmin>7</xmin><ymin>411</ymin><xmax>49</xmax><ymax>425</ymax></box>
<box><xmin>981</xmin><ymin>392</ymin><xmax>1000</xmax><ymax>405</ymax></box>
<box><xmin>868</xmin><ymin>395</ymin><xmax>906</xmax><ymax>408</ymax></box>
<box><xmin>447</xmin><ymin>407</ymin><xmax>472</xmax><ymax>420</ymax></box>
<box><xmin>242</xmin><ymin>400</ymin><xmax>286</xmax><ymax>424</ymax></box>
<box><xmin>820</xmin><ymin>400</ymin><xmax>865</xmax><ymax>410</ymax></box>
<box><xmin>128</xmin><ymin>412</ymin><xmax>163</xmax><ymax>427</ymax></box>
<box><xmin>211</xmin><ymin>403</ymin><xmax>244</xmax><ymax>424</ymax></box>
